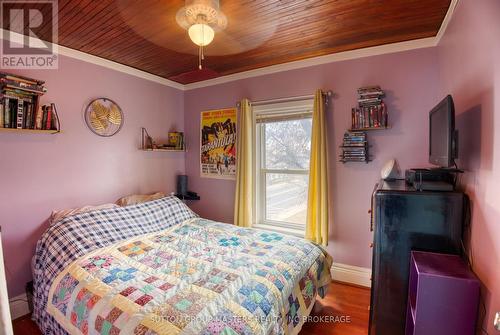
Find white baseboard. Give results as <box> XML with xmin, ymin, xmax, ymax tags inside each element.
<box><xmin>7</xmin><ymin>264</ymin><xmax>371</xmax><ymax>320</ymax></box>
<box><xmin>331</xmin><ymin>263</ymin><xmax>372</xmax><ymax>288</ymax></box>
<box><xmin>9</xmin><ymin>293</ymin><xmax>30</xmax><ymax>320</ymax></box>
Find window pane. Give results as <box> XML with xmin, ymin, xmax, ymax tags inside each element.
<box><xmin>265</xmin><ymin>173</ymin><xmax>308</xmax><ymax>225</ymax></box>
<box><xmin>264</xmin><ymin>118</ymin><xmax>312</xmax><ymax>170</ymax></box>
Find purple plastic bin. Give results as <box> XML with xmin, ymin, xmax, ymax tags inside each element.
<box><xmin>406</xmin><ymin>251</ymin><xmax>480</xmax><ymax>335</ymax></box>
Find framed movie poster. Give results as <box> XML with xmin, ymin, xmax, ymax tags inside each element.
<box><xmin>200</xmin><ymin>108</ymin><xmax>237</xmax><ymax>179</ymax></box>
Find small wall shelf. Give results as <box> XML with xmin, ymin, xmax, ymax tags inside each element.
<box><xmin>351</xmin><ymin>86</ymin><xmax>389</xmax><ymax>131</ymax></box>
<box><xmin>339</xmin><ymin>131</ymin><xmax>371</xmax><ymax>163</ymax></box>
<box><xmin>139</xmin><ymin>148</ymin><xmax>185</xmax><ymax>152</ymax></box>
<box><xmin>349</xmin><ymin>126</ymin><xmax>391</xmax><ymax>132</ymax></box>
<box><xmin>342</xmin><ymin>86</ymin><xmax>389</xmax><ymax>163</ymax></box>
<box><xmin>1</xmin><ymin>72</ymin><xmax>61</xmax><ymax>133</ymax></box>
<box><xmin>0</xmin><ymin>128</ymin><xmax>60</xmax><ymax>134</ymax></box>
<box><xmin>140</xmin><ymin>127</ymin><xmax>185</xmax><ymax>152</ymax></box>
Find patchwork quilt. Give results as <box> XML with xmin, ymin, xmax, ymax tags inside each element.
<box><xmin>34</xmin><ymin>197</ymin><xmax>199</xmax><ymax>334</ymax></box>
<box><xmin>46</xmin><ymin>218</ymin><xmax>332</xmax><ymax>335</ymax></box>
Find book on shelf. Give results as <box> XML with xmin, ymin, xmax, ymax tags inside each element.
<box><xmin>343</xmin><ymin>148</ymin><xmax>366</xmax><ymax>152</ymax></box>
<box><xmin>1</xmin><ymin>82</ymin><xmax>46</xmax><ymax>95</ymax></box>
<box><xmin>50</xmin><ymin>103</ymin><xmax>59</xmax><ymax>130</ymax></box>
<box><xmin>3</xmin><ymin>97</ymin><xmax>9</xmax><ymax>128</ymax></box>
<box><xmin>342</xmin><ymin>143</ymin><xmax>366</xmax><ymax>147</ymax></box>
<box><xmin>45</xmin><ymin>105</ymin><xmax>52</xmax><ymax>130</ymax></box>
<box><xmin>34</xmin><ymin>105</ymin><xmax>43</xmax><ymax>130</ymax></box>
<box><xmin>352</xmin><ymin>103</ymin><xmax>387</xmax><ymax>129</ymax></box>
<box><xmin>0</xmin><ymin>99</ymin><xmax>58</xmax><ymax>130</ymax></box>
<box><xmin>0</xmin><ymin>73</ymin><xmax>46</xmax><ymax>97</ymax></box>
<box><xmin>342</xmin><ymin>156</ymin><xmax>367</xmax><ymax>160</ymax></box>
<box><xmin>7</xmin><ymin>98</ymin><xmax>15</xmax><ymax>128</ymax></box>
<box><xmin>340</xmin><ymin>157</ymin><xmax>368</xmax><ymax>162</ymax></box>
<box><xmin>25</xmin><ymin>103</ymin><xmax>33</xmax><ymax>129</ymax></box>
<box><xmin>16</xmin><ymin>99</ymin><xmax>24</xmax><ymax>129</ymax></box>
<box><xmin>0</xmin><ymin>72</ymin><xmax>44</xmax><ymax>86</ymax></box>
<box><xmin>342</xmin><ymin>148</ymin><xmax>366</xmax><ymax>153</ymax></box>
<box><xmin>2</xmin><ymin>89</ymin><xmax>37</xmax><ymax>101</ymax></box>
<box><xmin>342</xmin><ymin>155</ymin><xmax>367</xmax><ymax>158</ymax></box>
<box><xmin>357</xmin><ymin>86</ymin><xmax>385</xmax><ymax>98</ymax></box>
<box><xmin>344</xmin><ymin>135</ymin><xmax>365</xmax><ymax>140</ymax></box>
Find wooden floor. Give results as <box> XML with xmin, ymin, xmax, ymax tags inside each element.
<box><xmin>13</xmin><ymin>282</ymin><xmax>370</xmax><ymax>335</ymax></box>
<box><xmin>301</xmin><ymin>282</ymin><xmax>370</xmax><ymax>335</ymax></box>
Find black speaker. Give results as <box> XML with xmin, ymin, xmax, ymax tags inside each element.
<box><xmin>177</xmin><ymin>175</ymin><xmax>188</xmax><ymax>196</ymax></box>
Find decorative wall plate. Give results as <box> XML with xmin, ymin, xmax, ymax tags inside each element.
<box><xmin>84</xmin><ymin>98</ymin><xmax>123</xmax><ymax>137</ymax></box>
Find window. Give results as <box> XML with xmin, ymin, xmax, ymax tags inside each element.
<box><xmin>253</xmin><ymin>100</ymin><xmax>313</xmax><ymax>235</ymax></box>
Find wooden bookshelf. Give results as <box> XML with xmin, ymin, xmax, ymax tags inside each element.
<box><xmin>1</xmin><ymin>72</ymin><xmax>60</xmax><ymax>133</ymax></box>
<box><xmin>0</xmin><ymin>128</ymin><xmax>60</xmax><ymax>134</ymax></box>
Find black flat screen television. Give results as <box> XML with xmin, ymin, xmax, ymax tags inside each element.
<box><xmin>429</xmin><ymin>95</ymin><xmax>458</xmax><ymax>168</ymax></box>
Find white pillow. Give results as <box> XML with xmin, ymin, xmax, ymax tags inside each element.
<box><xmin>115</xmin><ymin>192</ymin><xmax>166</xmax><ymax>207</ymax></box>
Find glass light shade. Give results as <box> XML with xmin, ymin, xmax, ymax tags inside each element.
<box><xmin>188</xmin><ymin>23</ymin><xmax>215</xmax><ymax>46</ymax></box>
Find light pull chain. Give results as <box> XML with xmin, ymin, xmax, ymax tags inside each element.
<box><xmin>198</xmin><ymin>22</ymin><xmax>205</xmax><ymax>69</ymax></box>
<box><xmin>199</xmin><ymin>45</ymin><xmax>202</xmax><ymax>69</ymax></box>
<box><xmin>199</xmin><ymin>44</ymin><xmax>205</xmax><ymax>69</ymax></box>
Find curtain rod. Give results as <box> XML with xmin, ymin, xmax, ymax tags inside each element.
<box><xmin>236</xmin><ymin>91</ymin><xmax>333</xmax><ymax>107</ymax></box>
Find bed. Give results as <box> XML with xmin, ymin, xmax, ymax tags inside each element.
<box><xmin>33</xmin><ymin>196</ymin><xmax>332</xmax><ymax>335</ymax></box>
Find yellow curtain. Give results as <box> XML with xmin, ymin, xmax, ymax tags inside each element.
<box><xmin>306</xmin><ymin>90</ymin><xmax>329</xmax><ymax>246</ymax></box>
<box><xmin>233</xmin><ymin>99</ymin><xmax>253</xmax><ymax>227</ymax></box>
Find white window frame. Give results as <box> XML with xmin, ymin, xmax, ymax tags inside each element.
<box><xmin>252</xmin><ymin>99</ymin><xmax>314</xmax><ymax>237</ymax></box>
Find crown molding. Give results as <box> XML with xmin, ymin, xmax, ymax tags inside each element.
<box><xmin>435</xmin><ymin>0</ymin><xmax>459</xmax><ymax>45</ymax></box>
<box><xmin>0</xmin><ymin>0</ymin><xmax>457</xmax><ymax>92</ymax></box>
<box><xmin>57</xmin><ymin>45</ymin><xmax>185</xmax><ymax>90</ymax></box>
<box><xmin>184</xmin><ymin>0</ymin><xmax>458</xmax><ymax>90</ymax></box>
<box><xmin>0</xmin><ymin>29</ymin><xmax>185</xmax><ymax>91</ymax></box>
<box><xmin>184</xmin><ymin>37</ymin><xmax>437</xmax><ymax>90</ymax></box>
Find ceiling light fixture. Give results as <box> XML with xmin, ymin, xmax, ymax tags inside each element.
<box><xmin>188</xmin><ymin>23</ymin><xmax>215</xmax><ymax>47</ymax></box>
<box><xmin>176</xmin><ymin>0</ymin><xmax>227</xmax><ymax>69</ymax></box>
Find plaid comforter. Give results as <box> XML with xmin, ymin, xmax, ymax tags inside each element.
<box><xmin>34</xmin><ymin>197</ymin><xmax>332</xmax><ymax>335</ymax></box>
<box><xmin>33</xmin><ymin>196</ymin><xmax>198</xmax><ymax>334</ymax></box>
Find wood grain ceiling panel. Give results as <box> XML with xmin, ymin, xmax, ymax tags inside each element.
<box><xmin>9</xmin><ymin>0</ymin><xmax>451</xmax><ymax>84</ymax></box>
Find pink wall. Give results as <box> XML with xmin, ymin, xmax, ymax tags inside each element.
<box><xmin>0</xmin><ymin>51</ymin><xmax>185</xmax><ymax>297</ymax></box>
<box><xmin>184</xmin><ymin>47</ymin><xmax>441</xmax><ymax>269</ymax></box>
<box><xmin>437</xmin><ymin>0</ymin><xmax>500</xmax><ymax>332</ymax></box>
<box><xmin>4</xmin><ymin>6</ymin><xmax>498</xmax><ymax>331</ymax></box>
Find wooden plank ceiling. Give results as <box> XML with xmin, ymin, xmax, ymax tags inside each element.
<box><xmin>4</xmin><ymin>0</ymin><xmax>451</xmax><ymax>84</ymax></box>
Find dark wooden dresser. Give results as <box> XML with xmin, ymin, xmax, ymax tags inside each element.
<box><xmin>369</xmin><ymin>180</ymin><xmax>466</xmax><ymax>335</ymax></box>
